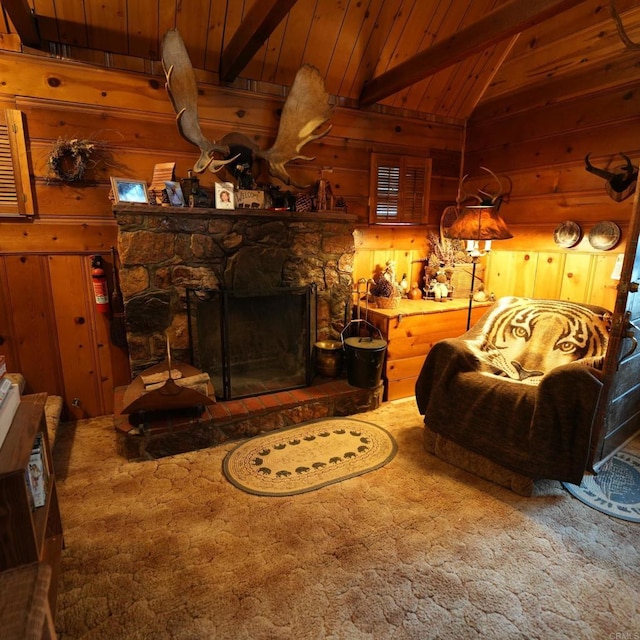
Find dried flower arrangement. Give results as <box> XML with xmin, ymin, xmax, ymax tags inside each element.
<box><xmin>47</xmin><ymin>138</ymin><xmax>98</xmax><ymax>182</ymax></box>
<box><xmin>427</xmin><ymin>232</ymin><xmax>471</xmax><ymax>268</ymax></box>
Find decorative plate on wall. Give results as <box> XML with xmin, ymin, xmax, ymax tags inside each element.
<box><xmin>588</xmin><ymin>221</ymin><xmax>621</xmax><ymax>251</ymax></box>
<box><xmin>553</xmin><ymin>220</ymin><xmax>582</xmax><ymax>248</ymax></box>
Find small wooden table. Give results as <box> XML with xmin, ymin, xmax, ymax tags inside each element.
<box><xmin>357</xmin><ymin>298</ymin><xmax>491</xmax><ymax>400</ymax></box>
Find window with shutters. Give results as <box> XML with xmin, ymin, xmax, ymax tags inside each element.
<box><xmin>0</xmin><ymin>109</ymin><xmax>34</xmax><ymax>217</ymax></box>
<box><xmin>369</xmin><ymin>153</ymin><xmax>431</xmax><ymax>225</ymax></box>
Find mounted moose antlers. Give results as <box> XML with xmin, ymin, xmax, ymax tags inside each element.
<box><xmin>162</xmin><ymin>29</ymin><xmax>236</xmax><ymax>174</ymax></box>
<box><xmin>584</xmin><ymin>152</ymin><xmax>638</xmax><ymax>202</ymax></box>
<box><xmin>161</xmin><ymin>29</ymin><xmax>333</xmax><ymax>187</ymax></box>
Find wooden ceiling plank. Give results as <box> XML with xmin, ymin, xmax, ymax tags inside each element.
<box><xmin>273</xmin><ymin>0</ymin><xmax>316</xmax><ymax>86</ymax></box>
<box><xmin>84</xmin><ymin>0</ymin><xmax>127</xmax><ymax>55</ymax></box>
<box><xmin>220</xmin><ymin>0</ymin><xmax>299</xmax><ymax>82</ymax></box>
<box><xmin>359</xmin><ymin>0</ymin><xmax>588</xmax><ymax>107</ymax></box>
<box><xmin>127</xmin><ymin>0</ymin><xmax>159</xmax><ymax>59</ymax></box>
<box><xmin>2</xmin><ymin>0</ymin><xmax>40</xmax><ymax>47</ymax></box>
<box><xmin>52</xmin><ymin>0</ymin><xmax>88</xmax><ymax>48</ymax></box>
<box><xmin>388</xmin><ymin>0</ymin><xmax>454</xmax><ymax>110</ymax></box>
<box><xmin>298</xmin><ymin>0</ymin><xmax>348</xmax><ymax>78</ymax></box>
<box><xmin>30</xmin><ymin>0</ymin><xmax>59</xmax><ymax>44</ymax></box>
<box><xmin>337</xmin><ymin>0</ymin><xmax>386</xmax><ymax>98</ymax></box>
<box><xmin>342</xmin><ymin>0</ymin><xmax>403</xmax><ymax>98</ymax></box>
<box><xmin>324</xmin><ymin>0</ymin><xmax>376</xmax><ymax>96</ymax></box>
<box><xmin>485</xmin><ymin>5</ymin><xmax>640</xmax><ymax>100</ymax></box>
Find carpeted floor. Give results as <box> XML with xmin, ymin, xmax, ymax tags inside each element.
<box><xmin>53</xmin><ymin>398</ymin><xmax>640</xmax><ymax>640</ymax></box>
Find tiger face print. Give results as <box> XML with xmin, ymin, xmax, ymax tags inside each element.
<box><xmin>468</xmin><ymin>297</ymin><xmax>611</xmax><ymax>385</ymax></box>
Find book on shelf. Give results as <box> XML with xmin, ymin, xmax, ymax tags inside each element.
<box><xmin>0</xmin><ymin>382</ymin><xmax>20</xmax><ymax>451</ymax></box>
<box><xmin>0</xmin><ymin>354</ymin><xmax>5</xmax><ymax>378</ymax></box>
<box><xmin>0</xmin><ymin>376</ymin><xmax>12</xmax><ymax>406</ymax></box>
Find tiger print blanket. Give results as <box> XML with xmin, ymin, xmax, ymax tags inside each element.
<box><xmin>466</xmin><ymin>297</ymin><xmax>611</xmax><ymax>385</ymax></box>
<box><xmin>415</xmin><ymin>296</ymin><xmax>612</xmax><ymax>483</ymax></box>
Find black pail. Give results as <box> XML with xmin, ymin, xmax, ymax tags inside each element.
<box><xmin>341</xmin><ymin>321</ymin><xmax>387</xmax><ymax>388</ymax></box>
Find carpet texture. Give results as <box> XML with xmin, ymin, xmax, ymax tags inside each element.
<box><xmin>53</xmin><ymin>398</ymin><xmax>640</xmax><ymax>639</ymax></box>
<box><xmin>563</xmin><ymin>451</ymin><xmax>640</xmax><ymax>522</ymax></box>
<box><xmin>223</xmin><ymin>417</ymin><xmax>397</xmax><ymax>496</ymax></box>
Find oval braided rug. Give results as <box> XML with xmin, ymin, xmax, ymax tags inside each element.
<box><xmin>222</xmin><ymin>417</ymin><xmax>397</xmax><ymax>496</ymax></box>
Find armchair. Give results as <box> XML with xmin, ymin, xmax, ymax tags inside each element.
<box><xmin>415</xmin><ymin>296</ymin><xmax>612</xmax><ymax>494</ymax></box>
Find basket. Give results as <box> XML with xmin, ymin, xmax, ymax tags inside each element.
<box><xmin>375</xmin><ymin>295</ymin><xmax>401</xmax><ymax>309</ymax></box>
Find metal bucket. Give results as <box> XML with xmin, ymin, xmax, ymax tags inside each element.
<box><xmin>314</xmin><ymin>340</ymin><xmax>343</xmax><ymax>378</ymax></box>
<box><xmin>341</xmin><ymin>321</ymin><xmax>387</xmax><ymax>389</ymax></box>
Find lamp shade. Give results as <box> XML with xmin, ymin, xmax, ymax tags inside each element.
<box><xmin>447</xmin><ymin>206</ymin><xmax>513</xmax><ymax>241</ymax></box>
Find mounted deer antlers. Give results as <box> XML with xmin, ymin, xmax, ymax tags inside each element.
<box><xmin>585</xmin><ymin>152</ymin><xmax>638</xmax><ymax>202</ymax></box>
<box><xmin>457</xmin><ymin>167</ymin><xmax>506</xmax><ymax>210</ymax></box>
<box><xmin>162</xmin><ymin>29</ymin><xmax>237</xmax><ymax>174</ymax></box>
<box><xmin>161</xmin><ymin>29</ymin><xmax>333</xmax><ymax>187</ymax></box>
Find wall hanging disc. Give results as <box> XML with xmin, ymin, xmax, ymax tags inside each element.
<box><xmin>553</xmin><ymin>220</ymin><xmax>582</xmax><ymax>248</ymax></box>
<box><xmin>588</xmin><ymin>221</ymin><xmax>621</xmax><ymax>251</ymax></box>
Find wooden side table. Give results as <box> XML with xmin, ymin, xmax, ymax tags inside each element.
<box><xmin>0</xmin><ymin>562</ymin><xmax>57</xmax><ymax>639</ymax></box>
<box><xmin>357</xmin><ymin>298</ymin><xmax>491</xmax><ymax>400</ymax></box>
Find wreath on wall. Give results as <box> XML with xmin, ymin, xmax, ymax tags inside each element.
<box><xmin>47</xmin><ymin>138</ymin><xmax>97</xmax><ymax>182</ymax></box>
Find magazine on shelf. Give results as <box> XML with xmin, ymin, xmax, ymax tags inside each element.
<box><xmin>26</xmin><ymin>433</ymin><xmax>49</xmax><ymax>508</ymax></box>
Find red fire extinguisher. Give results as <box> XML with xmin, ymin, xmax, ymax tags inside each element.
<box><xmin>91</xmin><ymin>255</ymin><xmax>110</xmax><ymax>313</ymax></box>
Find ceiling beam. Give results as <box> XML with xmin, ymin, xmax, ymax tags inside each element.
<box><xmin>220</xmin><ymin>0</ymin><xmax>299</xmax><ymax>83</ymax></box>
<box><xmin>1</xmin><ymin>0</ymin><xmax>40</xmax><ymax>48</ymax></box>
<box><xmin>359</xmin><ymin>0</ymin><xmax>588</xmax><ymax>107</ymax></box>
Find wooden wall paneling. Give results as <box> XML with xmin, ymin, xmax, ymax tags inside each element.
<box><xmin>532</xmin><ymin>251</ymin><xmax>565</xmax><ymax>300</ymax></box>
<box><xmin>559</xmin><ymin>252</ymin><xmax>592</xmax><ymax>301</ymax></box>
<box><xmin>47</xmin><ymin>254</ymin><xmax>105</xmax><ymax>418</ymax></box>
<box><xmin>0</xmin><ymin>220</ymin><xmax>116</xmax><ymax>254</ymax></box>
<box><xmin>486</xmin><ymin>250</ymin><xmax>538</xmax><ymax>299</ymax></box>
<box><xmin>587</xmin><ymin>253</ymin><xmax>621</xmax><ymax>311</ymax></box>
<box><xmin>0</xmin><ymin>257</ymin><xmax>18</xmax><ymax>370</ymax></box>
<box><xmin>468</xmin><ymin>83</ymin><xmax>640</xmax><ymax>155</ymax></box>
<box><xmin>1</xmin><ymin>254</ymin><xmax>62</xmax><ymax>395</ymax></box>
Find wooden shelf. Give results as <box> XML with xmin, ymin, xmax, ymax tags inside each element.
<box><xmin>0</xmin><ymin>393</ymin><xmax>63</xmax><ymax>616</ymax></box>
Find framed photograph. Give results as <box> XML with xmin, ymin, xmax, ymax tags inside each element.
<box><xmin>110</xmin><ymin>177</ymin><xmax>149</xmax><ymax>204</ymax></box>
<box><xmin>215</xmin><ymin>182</ymin><xmax>235</xmax><ymax>209</ymax></box>
<box><xmin>164</xmin><ymin>180</ymin><xmax>185</xmax><ymax>207</ymax></box>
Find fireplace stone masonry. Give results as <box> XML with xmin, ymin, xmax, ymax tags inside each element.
<box><xmin>114</xmin><ymin>205</ymin><xmax>357</xmax><ymax>381</ymax></box>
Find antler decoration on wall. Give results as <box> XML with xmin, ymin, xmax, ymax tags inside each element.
<box><xmin>610</xmin><ymin>1</ymin><xmax>640</xmax><ymax>50</ymax></box>
<box><xmin>457</xmin><ymin>167</ymin><xmax>506</xmax><ymax>210</ymax></box>
<box><xmin>161</xmin><ymin>29</ymin><xmax>333</xmax><ymax>187</ymax></box>
<box><xmin>585</xmin><ymin>152</ymin><xmax>638</xmax><ymax>202</ymax></box>
<box><xmin>162</xmin><ymin>29</ymin><xmax>237</xmax><ymax>174</ymax></box>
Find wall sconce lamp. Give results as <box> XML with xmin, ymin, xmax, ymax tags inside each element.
<box><xmin>448</xmin><ymin>205</ymin><xmax>513</xmax><ymax>329</ymax></box>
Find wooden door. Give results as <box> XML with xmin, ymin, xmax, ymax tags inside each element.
<box><xmin>592</xmin><ymin>186</ymin><xmax>640</xmax><ymax>465</ymax></box>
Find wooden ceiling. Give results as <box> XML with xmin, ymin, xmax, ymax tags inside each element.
<box><xmin>1</xmin><ymin>0</ymin><xmax>639</xmax><ymax>123</ymax></box>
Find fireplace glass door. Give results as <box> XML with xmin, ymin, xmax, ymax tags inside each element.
<box><xmin>187</xmin><ymin>286</ymin><xmax>315</xmax><ymax>400</ymax></box>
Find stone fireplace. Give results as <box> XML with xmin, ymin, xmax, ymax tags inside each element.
<box><xmin>114</xmin><ymin>205</ymin><xmax>356</xmax><ymax>388</ymax></box>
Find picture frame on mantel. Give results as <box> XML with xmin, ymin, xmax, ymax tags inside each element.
<box><xmin>164</xmin><ymin>181</ymin><xmax>185</xmax><ymax>207</ymax></box>
<box><xmin>215</xmin><ymin>182</ymin><xmax>235</xmax><ymax>209</ymax></box>
<box><xmin>110</xmin><ymin>177</ymin><xmax>149</xmax><ymax>204</ymax></box>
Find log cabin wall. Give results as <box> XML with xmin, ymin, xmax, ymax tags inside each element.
<box><xmin>0</xmin><ymin>50</ymin><xmax>462</xmax><ymax>418</ymax></box>
<box><xmin>463</xmin><ymin>56</ymin><xmax>639</xmax><ymax>313</ymax></box>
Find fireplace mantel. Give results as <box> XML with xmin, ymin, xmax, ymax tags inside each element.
<box><xmin>113</xmin><ymin>204</ymin><xmax>357</xmax><ymax>378</ymax></box>
<box><xmin>113</xmin><ymin>203</ymin><xmax>357</xmax><ymax>224</ymax></box>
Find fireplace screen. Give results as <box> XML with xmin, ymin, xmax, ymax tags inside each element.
<box><xmin>187</xmin><ymin>286</ymin><xmax>315</xmax><ymax>400</ymax></box>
